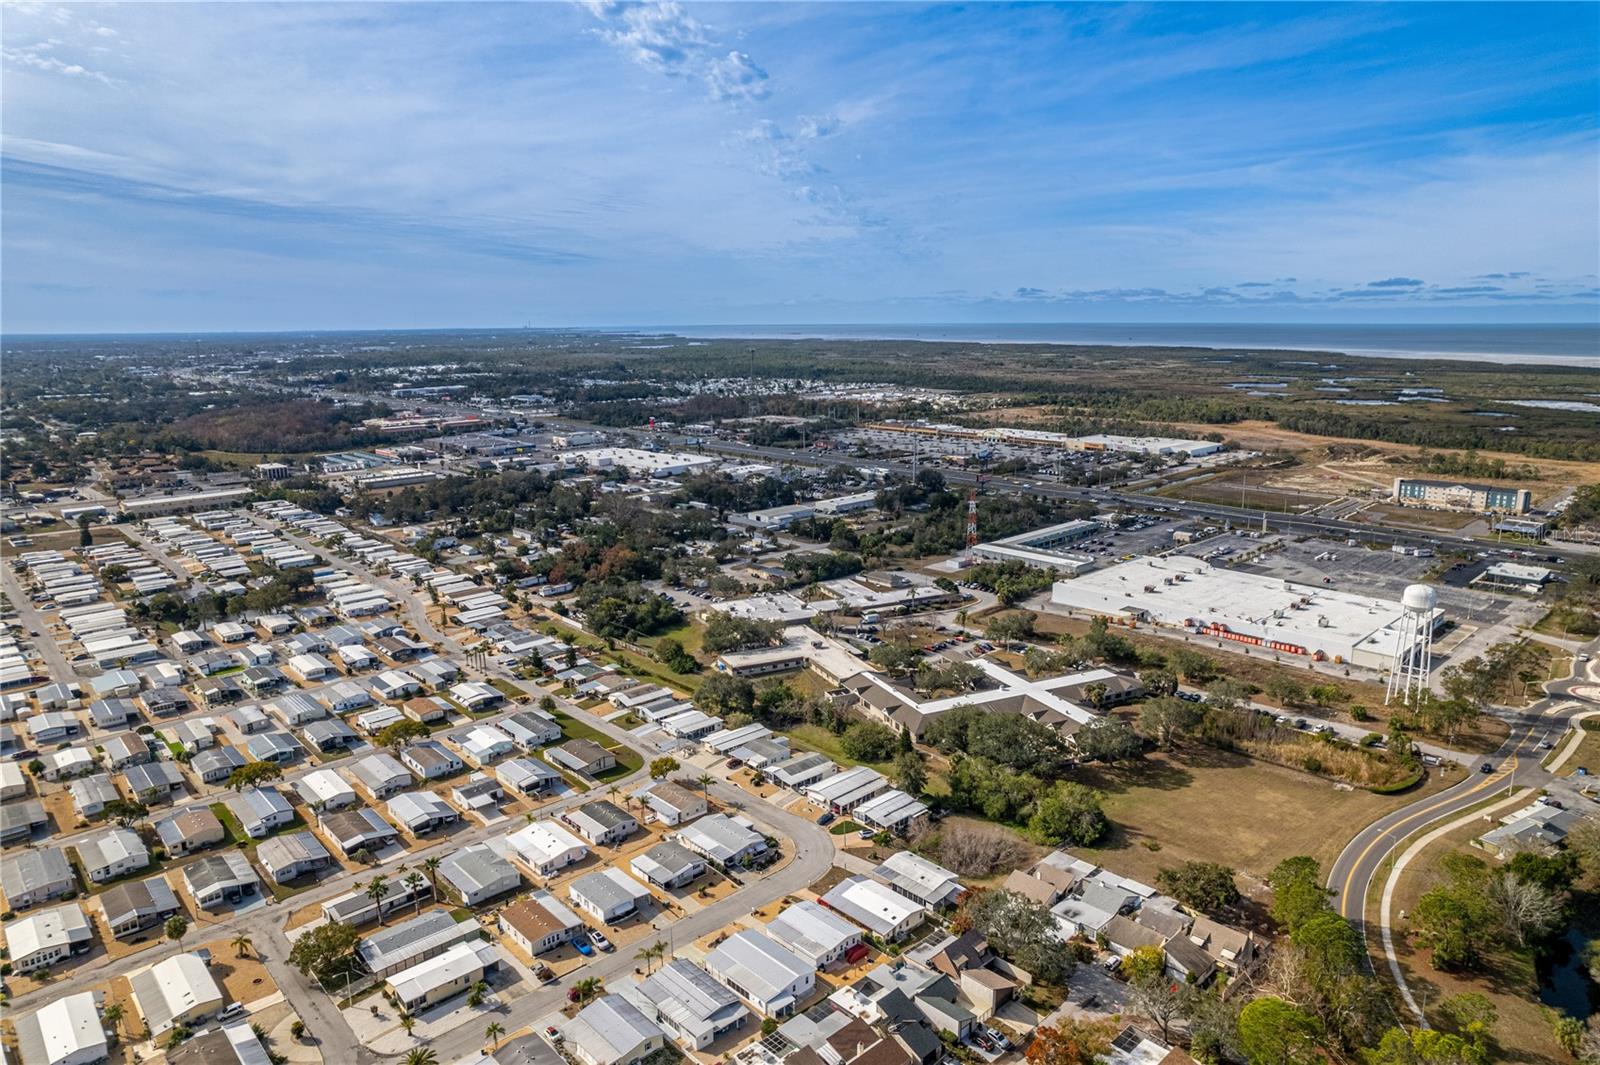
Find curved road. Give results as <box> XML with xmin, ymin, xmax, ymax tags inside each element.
<box><xmin>1327</xmin><ymin>637</ymin><xmax>1599</xmax><ymax>937</ymax></box>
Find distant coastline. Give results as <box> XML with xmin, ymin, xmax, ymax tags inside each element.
<box><xmin>634</xmin><ymin>322</ymin><xmax>1600</xmax><ymax>368</ymax></box>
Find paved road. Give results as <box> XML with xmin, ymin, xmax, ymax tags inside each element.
<box><xmin>1326</xmin><ymin>639</ymin><xmax>1599</xmax><ymax>937</ymax></box>
<box><xmin>0</xmin><ymin>561</ymin><xmax>77</xmax><ymax>682</ymax></box>
<box><xmin>651</xmin><ymin>433</ymin><xmax>1512</xmax><ymax>555</ymax></box>
<box><xmin>419</xmin><ymin>776</ymin><xmax>835</xmax><ymax>1064</ymax></box>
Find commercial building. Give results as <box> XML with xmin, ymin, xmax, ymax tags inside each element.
<box><xmin>971</xmin><ymin>520</ymin><xmax>1098</xmax><ymax>572</ymax></box>
<box><xmin>1073</xmin><ymin>434</ymin><xmax>1222</xmax><ymax>457</ymax></box>
<box><xmin>565</xmin><ymin>447</ymin><xmax>718</xmax><ymax>479</ymax></box>
<box><xmin>1392</xmin><ymin>477</ymin><xmax>1531</xmax><ymax>514</ymax></box>
<box><xmin>1050</xmin><ymin>555</ymin><xmax>1442</xmax><ymax>670</ymax></box>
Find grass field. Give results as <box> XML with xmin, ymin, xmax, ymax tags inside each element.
<box><xmin>1070</xmin><ymin>745</ymin><xmax>1450</xmax><ymax>887</ymax></box>
<box><xmin>784</xmin><ymin>723</ymin><xmax>893</xmax><ymax>771</ymax></box>
<box><xmin>1556</xmin><ymin>723</ymin><xmax>1600</xmax><ymax>777</ymax></box>
<box><xmin>549</xmin><ymin>708</ymin><xmax>642</xmax><ymax>781</ymax></box>
<box><xmin>1159</xmin><ymin>475</ymin><xmax>1335</xmax><ymax>512</ymax></box>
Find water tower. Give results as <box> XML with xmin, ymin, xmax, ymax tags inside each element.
<box><xmin>1385</xmin><ymin>584</ymin><xmax>1438</xmax><ymax>705</ymax></box>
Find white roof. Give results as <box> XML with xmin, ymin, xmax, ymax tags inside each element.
<box><xmin>298</xmin><ymin>769</ymin><xmax>357</xmax><ymax>805</ymax></box>
<box><xmin>387</xmin><ymin>939</ymin><xmax>500</xmax><ymax>1003</ymax></box>
<box><xmin>872</xmin><ymin>849</ymin><xmax>959</xmax><ymax>898</ymax></box>
<box><xmin>7</xmin><ymin>903</ymin><xmax>89</xmax><ymax>960</ymax></box>
<box><xmin>562</xmin><ymin>996</ymin><xmax>664</xmax><ymax>1065</ymax></box>
<box><xmin>508</xmin><ymin>819</ymin><xmax>588</xmax><ymax>866</ymax></box>
<box><xmin>704</xmin><ymin>930</ymin><xmax>812</xmax><ymax>1004</ymax></box>
<box><xmin>130</xmin><ymin>951</ymin><xmax>223</xmax><ymax>1033</ymax></box>
<box><xmin>765</xmin><ymin>899</ymin><xmax>859</xmax><ymax>960</ymax></box>
<box><xmin>821</xmin><ymin>875</ymin><xmax>924</xmax><ymax>935</ymax></box>
<box><xmin>14</xmin><ymin>991</ymin><xmax>105</xmax><ymax>1065</ymax></box>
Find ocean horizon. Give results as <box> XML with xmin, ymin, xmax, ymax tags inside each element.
<box><xmin>633</xmin><ymin>322</ymin><xmax>1600</xmax><ymax>367</ymax></box>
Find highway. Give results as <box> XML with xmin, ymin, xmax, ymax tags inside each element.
<box><xmin>650</xmin><ymin>432</ymin><xmax>1519</xmax><ymax>555</ymax></box>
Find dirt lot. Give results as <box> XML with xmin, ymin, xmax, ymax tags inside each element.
<box><xmin>195</xmin><ymin>936</ymin><xmax>278</xmax><ymax>1005</ymax></box>
<box><xmin>1071</xmin><ymin>745</ymin><xmax>1450</xmax><ymax>887</ymax></box>
<box><xmin>1166</xmin><ymin>421</ymin><xmax>1599</xmax><ymax>500</ymax></box>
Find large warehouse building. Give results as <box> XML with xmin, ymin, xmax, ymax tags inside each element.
<box><xmin>1050</xmin><ymin>556</ymin><xmax>1442</xmax><ymax>669</ymax></box>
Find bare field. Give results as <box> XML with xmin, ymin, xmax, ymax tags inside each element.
<box><xmin>1072</xmin><ymin>746</ymin><xmax>1450</xmax><ymax>886</ymax></box>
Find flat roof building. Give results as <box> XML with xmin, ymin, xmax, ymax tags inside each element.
<box><xmin>1051</xmin><ymin>555</ymin><xmax>1442</xmax><ymax>670</ymax></box>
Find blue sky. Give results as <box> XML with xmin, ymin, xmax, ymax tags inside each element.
<box><xmin>3</xmin><ymin>1</ymin><xmax>1597</xmax><ymax>332</ymax></box>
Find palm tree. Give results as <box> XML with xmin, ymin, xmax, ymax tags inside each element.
<box><xmin>572</xmin><ymin>976</ymin><xmax>603</xmax><ymax>1005</ymax></box>
<box><xmin>697</xmin><ymin>773</ymin><xmax>713</xmax><ymax>799</ymax></box>
<box><xmin>467</xmin><ymin>980</ymin><xmax>488</xmax><ymax>1008</ymax></box>
<box><xmin>231</xmin><ymin>934</ymin><xmax>253</xmax><ymax>959</ymax></box>
<box><xmin>400</xmin><ymin>1013</ymin><xmax>417</xmax><ymax>1038</ymax></box>
<box><xmin>485</xmin><ymin>1022</ymin><xmax>505</xmax><ymax>1051</ymax></box>
<box><xmin>404</xmin><ymin>871</ymin><xmax>427</xmax><ymax>914</ymax></box>
<box><xmin>102</xmin><ymin>1003</ymin><xmax>125</xmax><ymax>1044</ymax></box>
<box><xmin>402</xmin><ymin>1047</ymin><xmax>435</xmax><ymax>1065</ymax></box>
<box><xmin>367</xmin><ymin>876</ymin><xmax>392</xmax><ymax>925</ymax></box>
<box><xmin>422</xmin><ymin>856</ymin><xmax>442</xmax><ymax>897</ymax></box>
<box><xmin>634</xmin><ymin>943</ymin><xmax>657</xmax><ymax>974</ymax></box>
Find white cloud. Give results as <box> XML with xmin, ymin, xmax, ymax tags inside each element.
<box><xmin>584</xmin><ymin>2</ymin><xmax>767</xmax><ymax>101</ymax></box>
<box><xmin>707</xmin><ymin>50</ymin><xmax>769</xmax><ymax>101</ymax></box>
<box><xmin>797</xmin><ymin>113</ymin><xmax>840</xmax><ymax>139</ymax></box>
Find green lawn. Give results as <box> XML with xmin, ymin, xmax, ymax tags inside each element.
<box><xmin>209</xmin><ymin>803</ymin><xmax>308</xmax><ymax>852</ymax></box>
<box><xmin>550</xmin><ymin>709</ymin><xmax>643</xmax><ymax>781</ymax></box>
<box><xmin>489</xmin><ymin>678</ymin><xmax>527</xmax><ymax>701</ymax></box>
<box><xmin>784</xmin><ymin>723</ymin><xmax>892</xmax><ymax>771</ymax></box>
<box><xmin>542</xmin><ymin>618</ymin><xmax>703</xmax><ymax>694</ymax></box>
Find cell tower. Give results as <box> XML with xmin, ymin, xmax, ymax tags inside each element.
<box><xmin>965</xmin><ymin>489</ymin><xmax>978</xmax><ymax>556</ymax></box>
<box><xmin>1385</xmin><ymin>584</ymin><xmax>1438</xmax><ymax>705</ymax></box>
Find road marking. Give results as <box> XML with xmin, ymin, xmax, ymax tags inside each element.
<box><xmin>1379</xmin><ymin>787</ymin><xmax>1535</xmax><ymax>1026</ymax></box>
<box><xmin>1336</xmin><ymin>762</ymin><xmax>1513</xmax><ymax>920</ymax></box>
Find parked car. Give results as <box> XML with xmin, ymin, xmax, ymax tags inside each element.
<box><xmin>589</xmin><ymin>929</ymin><xmax>613</xmax><ymax>952</ymax></box>
<box><xmin>817</xmin><ymin>811</ymin><xmax>836</xmax><ymax>826</ymax></box>
<box><xmin>575</xmin><ymin>940</ymin><xmax>594</xmax><ymax>957</ymax></box>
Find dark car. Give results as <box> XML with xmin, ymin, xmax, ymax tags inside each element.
<box><xmin>817</xmin><ymin>811</ymin><xmax>836</xmax><ymax>826</ymax></box>
<box><xmin>1480</xmin><ymin>762</ymin><xmax>1495</xmax><ymax>774</ymax></box>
